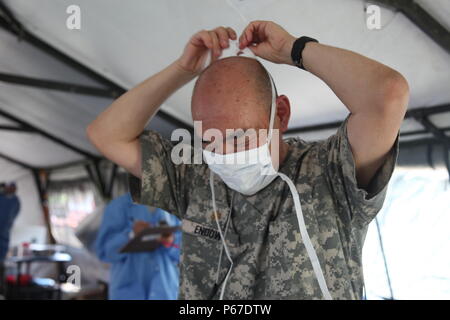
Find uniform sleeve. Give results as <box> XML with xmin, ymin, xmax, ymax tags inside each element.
<box><xmin>128</xmin><ymin>130</ymin><xmax>189</xmax><ymax>219</ymax></box>
<box><xmin>321</xmin><ymin>114</ymin><xmax>399</xmax><ymax>228</ymax></box>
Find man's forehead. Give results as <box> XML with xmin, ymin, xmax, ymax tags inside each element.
<box><xmin>198</xmin><ymin>56</ymin><xmax>259</xmax><ymax>81</ymax></box>
<box><xmin>192</xmin><ymin>57</ymin><xmax>270</xmax><ymax>106</ymax></box>
<box><xmin>191</xmin><ymin>57</ymin><xmax>273</xmax><ymax>136</ymax></box>
<box><xmin>193</xmin><ymin>78</ymin><xmax>254</xmax><ymax>106</ymax></box>
<box><xmin>194</xmin><ymin>105</ymin><xmax>268</xmax><ymax>130</ymax></box>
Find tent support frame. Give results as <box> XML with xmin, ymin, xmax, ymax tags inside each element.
<box><xmin>0</xmin><ymin>125</ymin><xmax>34</xmax><ymax>132</ymax></box>
<box><xmin>286</xmin><ymin>103</ymin><xmax>450</xmax><ymax>135</ymax></box>
<box><xmin>0</xmin><ymin>152</ymin><xmax>35</xmax><ymax>170</ymax></box>
<box><xmin>84</xmin><ymin>161</ymin><xmax>118</xmax><ymax>200</ymax></box>
<box><xmin>0</xmin><ymin>72</ymin><xmax>120</xmax><ymax>99</ymax></box>
<box><xmin>0</xmin><ymin>108</ymin><xmax>100</xmax><ymax>161</ymax></box>
<box><xmin>31</xmin><ymin>169</ymin><xmax>56</xmax><ymax>244</ymax></box>
<box><xmin>84</xmin><ymin>162</ymin><xmax>105</xmax><ymax>199</ymax></box>
<box><xmin>413</xmin><ymin>114</ymin><xmax>450</xmax><ymax>179</ymax></box>
<box><xmin>106</xmin><ymin>164</ymin><xmax>118</xmax><ymax>199</ymax></box>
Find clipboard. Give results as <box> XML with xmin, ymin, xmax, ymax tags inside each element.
<box><xmin>119</xmin><ymin>225</ymin><xmax>180</xmax><ymax>253</ymax></box>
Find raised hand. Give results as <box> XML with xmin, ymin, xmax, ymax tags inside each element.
<box><xmin>239</xmin><ymin>20</ymin><xmax>296</xmax><ymax>65</ymax></box>
<box><xmin>177</xmin><ymin>26</ymin><xmax>238</xmax><ymax>75</ymax></box>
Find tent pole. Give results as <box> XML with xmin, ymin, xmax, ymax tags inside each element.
<box><xmin>0</xmin><ymin>108</ymin><xmax>100</xmax><ymax>160</ymax></box>
<box><xmin>426</xmin><ymin>144</ymin><xmax>434</xmax><ymax>169</ymax></box>
<box><xmin>0</xmin><ymin>125</ymin><xmax>34</xmax><ymax>133</ymax></box>
<box><xmin>286</xmin><ymin>103</ymin><xmax>450</xmax><ymax>135</ymax></box>
<box><xmin>0</xmin><ymin>72</ymin><xmax>120</xmax><ymax>98</ymax></box>
<box><xmin>442</xmin><ymin>144</ymin><xmax>450</xmax><ymax>181</ymax></box>
<box><xmin>106</xmin><ymin>164</ymin><xmax>118</xmax><ymax>199</ymax></box>
<box><xmin>413</xmin><ymin>115</ymin><xmax>450</xmax><ymax>180</ymax></box>
<box><xmin>0</xmin><ymin>152</ymin><xmax>34</xmax><ymax>170</ymax></box>
<box><xmin>93</xmin><ymin>160</ymin><xmax>106</xmax><ymax>199</ymax></box>
<box><xmin>84</xmin><ymin>162</ymin><xmax>107</xmax><ymax>200</ymax></box>
<box><xmin>32</xmin><ymin>169</ymin><xmax>56</xmax><ymax>245</ymax></box>
<box><xmin>375</xmin><ymin>217</ymin><xmax>395</xmax><ymax>300</ymax></box>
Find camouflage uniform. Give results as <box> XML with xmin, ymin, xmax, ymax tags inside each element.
<box><xmin>129</xmin><ymin>115</ymin><xmax>399</xmax><ymax>299</ymax></box>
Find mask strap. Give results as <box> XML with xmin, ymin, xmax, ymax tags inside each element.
<box><xmin>266</xmin><ymin>73</ymin><xmax>277</xmax><ymax>146</ymax></box>
<box><xmin>209</xmin><ymin>171</ymin><xmax>234</xmax><ymax>300</ymax></box>
<box><xmin>277</xmin><ymin>172</ymin><xmax>333</xmax><ymax>300</ymax></box>
<box><xmin>214</xmin><ymin>202</ymin><xmax>232</xmax><ymax>285</ymax></box>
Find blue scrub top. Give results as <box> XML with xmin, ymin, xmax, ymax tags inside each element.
<box><xmin>0</xmin><ymin>193</ymin><xmax>20</xmax><ymax>261</ymax></box>
<box><xmin>95</xmin><ymin>193</ymin><xmax>181</xmax><ymax>300</ymax></box>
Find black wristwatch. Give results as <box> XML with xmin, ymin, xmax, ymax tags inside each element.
<box><xmin>291</xmin><ymin>36</ymin><xmax>318</xmax><ymax>70</ymax></box>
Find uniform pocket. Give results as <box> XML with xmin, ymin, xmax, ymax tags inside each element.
<box><xmin>178</xmin><ymin>218</ymin><xmax>223</xmax><ymax>298</ymax></box>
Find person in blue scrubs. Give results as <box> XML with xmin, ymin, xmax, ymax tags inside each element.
<box><xmin>0</xmin><ymin>183</ymin><xmax>20</xmax><ymax>261</ymax></box>
<box><xmin>95</xmin><ymin>193</ymin><xmax>181</xmax><ymax>300</ymax></box>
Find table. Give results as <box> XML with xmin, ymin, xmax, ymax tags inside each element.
<box><xmin>6</xmin><ymin>253</ymin><xmax>72</xmax><ymax>299</ymax></box>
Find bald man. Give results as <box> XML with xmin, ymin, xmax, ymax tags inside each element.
<box><xmin>87</xmin><ymin>21</ymin><xmax>409</xmax><ymax>299</ymax></box>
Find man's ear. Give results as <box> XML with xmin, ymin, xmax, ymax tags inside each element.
<box><xmin>275</xmin><ymin>95</ymin><xmax>291</xmax><ymax>133</ymax></box>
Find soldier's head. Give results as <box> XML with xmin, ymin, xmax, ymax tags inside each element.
<box><xmin>4</xmin><ymin>183</ymin><xmax>16</xmax><ymax>195</ymax></box>
<box><xmin>191</xmin><ymin>56</ymin><xmax>291</xmax><ymax>155</ymax></box>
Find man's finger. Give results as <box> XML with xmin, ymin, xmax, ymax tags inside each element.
<box><xmin>192</xmin><ymin>30</ymin><xmax>213</xmax><ymax>49</ymax></box>
<box><xmin>239</xmin><ymin>21</ymin><xmax>267</xmax><ymax>49</ymax></box>
<box><xmin>226</xmin><ymin>27</ymin><xmax>237</xmax><ymax>40</ymax></box>
<box><xmin>240</xmin><ymin>22</ymin><xmax>257</xmax><ymax>48</ymax></box>
<box><xmin>215</xmin><ymin>27</ymin><xmax>230</xmax><ymax>48</ymax></box>
<box><xmin>209</xmin><ymin>31</ymin><xmax>221</xmax><ymax>60</ymax></box>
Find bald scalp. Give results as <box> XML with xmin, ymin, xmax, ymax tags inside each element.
<box><xmin>191</xmin><ymin>56</ymin><xmax>272</xmax><ymax>114</ymax></box>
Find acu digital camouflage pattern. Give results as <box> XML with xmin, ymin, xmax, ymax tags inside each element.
<box><xmin>129</xmin><ymin>115</ymin><xmax>399</xmax><ymax>299</ymax></box>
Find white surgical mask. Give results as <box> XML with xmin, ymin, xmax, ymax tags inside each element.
<box><xmin>204</xmin><ymin>68</ymin><xmax>332</xmax><ymax>300</ymax></box>
<box><xmin>202</xmin><ymin>74</ymin><xmax>278</xmax><ymax>195</ymax></box>
<box><xmin>203</xmin><ymin>143</ymin><xmax>277</xmax><ymax>195</ymax></box>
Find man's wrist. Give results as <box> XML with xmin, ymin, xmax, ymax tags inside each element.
<box><xmin>290</xmin><ymin>37</ymin><xmax>319</xmax><ymax>70</ymax></box>
<box><xmin>172</xmin><ymin>60</ymin><xmax>198</xmax><ymax>81</ymax></box>
<box><xmin>300</xmin><ymin>41</ymin><xmax>319</xmax><ymax>72</ymax></box>
<box><xmin>283</xmin><ymin>35</ymin><xmax>296</xmax><ymax>66</ymax></box>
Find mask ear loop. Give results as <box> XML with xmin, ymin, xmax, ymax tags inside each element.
<box><xmin>210</xmin><ymin>171</ymin><xmax>234</xmax><ymax>300</ymax></box>
<box><xmin>266</xmin><ymin>73</ymin><xmax>277</xmax><ymax>147</ymax></box>
<box><xmin>214</xmin><ymin>190</ymin><xmax>233</xmax><ymax>285</ymax></box>
<box><xmin>263</xmin><ymin>71</ymin><xmax>332</xmax><ymax>300</ymax></box>
<box><xmin>262</xmin><ymin>72</ymin><xmax>278</xmax><ymax>176</ymax></box>
<box><xmin>277</xmin><ymin>172</ymin><xmax>333</xmax><ymax>300</ymax></box>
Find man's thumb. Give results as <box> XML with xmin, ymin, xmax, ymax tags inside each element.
<box><xmin>248</xmin><ymin>44</ymin><xmax>261</xmax><ymax>57</ymax></box>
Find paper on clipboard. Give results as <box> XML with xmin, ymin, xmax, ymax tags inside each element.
<box><xmin>119</xmin><ymin>225</ymin><xmax>180</xmax><ymax>253</ymax></box>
